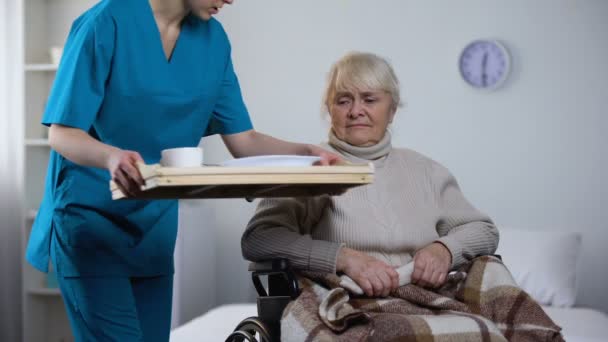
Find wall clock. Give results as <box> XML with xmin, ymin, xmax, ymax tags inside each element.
<box><xmin>459</xmin><ymin>40</ymin><xmax>511</xmax><ymax>90</ymax></box>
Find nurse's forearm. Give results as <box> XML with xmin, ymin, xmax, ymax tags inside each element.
<box><xmin>48</xmin><ymin>124</ymin><xmax>120</xmax><ymax>169</ymax></box>
<box><xmin>221</xmin><ymin>130</ymin><xmax>313</xmax><ymax>158</ymax></box>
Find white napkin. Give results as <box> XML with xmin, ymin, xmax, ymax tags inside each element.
<box><xmin>339</xmin><ymin>261</ymin><xmax>415</xmax><ymax>295</ymax></box>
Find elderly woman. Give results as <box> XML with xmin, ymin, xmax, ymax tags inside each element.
<box><xmin>239</xmin><ymin>53</ymin><xmax>565</xmax><ymax>341</ymax></box>
<box><xmin>241</xmin><ymin>52</ymin><xmax>499</xmax><ymax>298</ymax></box>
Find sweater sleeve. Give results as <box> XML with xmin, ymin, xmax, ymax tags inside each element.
<box><xmin>431</xmin><ymin>163</ymin><xmax>499</xmax><ymax>268</ymax></box>
<box><xmin>241</xmin><ymin>196</ymin><xmax>343</xmax><ymax>273</ymax></box>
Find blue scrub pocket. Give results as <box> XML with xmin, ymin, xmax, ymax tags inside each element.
<box><xmin>58</xmin><ymin>205</ymin><xmax>139</xmax><ymax>249</ymax></box>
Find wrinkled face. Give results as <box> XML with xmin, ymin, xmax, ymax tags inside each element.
<box><xmin>329</xmin><ymin>89</ymin><xmax>395</xmax><ymax>147</ymax></box>
<box><xmin>187</xmin><ymin>0</ymin><xmax>233</xmax><ymax>20</ymax></box>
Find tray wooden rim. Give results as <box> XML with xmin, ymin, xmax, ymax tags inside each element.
<box><xmin>110</xmin><ymin>162</ymin><xmax>374</xmax><ymax>200</ymax></box>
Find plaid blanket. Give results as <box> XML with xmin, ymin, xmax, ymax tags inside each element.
<box><xmin>280</xmin><ymin>256</ymin><xmax>563</xmax><ymax>341</ymax></box>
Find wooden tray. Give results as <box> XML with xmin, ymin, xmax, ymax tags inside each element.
<box><xmin>110</xmin><ymin>163</ymin><xmax>374</xmax><ymax>200</ymax></box>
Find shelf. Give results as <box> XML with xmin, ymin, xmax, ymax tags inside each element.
<box><xmin>25</xmin><ymin>64</ymin><xmax>58</xmax><ymax>72</ymax></box>
<box><xmin>27</xmin><ymin>288</ymin><xmax>61</xmax><ymax>297</ymax></box>
<box><xmin>21</xmin><ymin>1</ymin><xmax>93</xmax><ymax>340</ymax></box>
<box><xmin>25</xmin><ymin>139</ymin><xmax>50</xmax><ymax>147</ymax></box>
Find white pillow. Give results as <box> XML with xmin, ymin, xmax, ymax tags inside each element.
<box><xmin>495</xmin><ymin>228</ymin><xmax>582</xmax><ymax>307</ymax></box>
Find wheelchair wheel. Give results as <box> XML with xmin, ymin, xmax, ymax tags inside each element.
<box><xmin>229</xmin><ymin>316</ymin><xmax>273</xmax><ymax>342</ymax></box>
<box><xmin>225</xmin><ymin>329</ymin><xmax>257</xmax><ymax>342</ymax></box>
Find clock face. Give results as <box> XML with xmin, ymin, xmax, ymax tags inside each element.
<box><xmin>459</xmin><ymin>40</ymin><xmax>510</xmax><ymax>89</ymax></box>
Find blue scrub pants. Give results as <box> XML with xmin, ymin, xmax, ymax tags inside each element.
<box><xmin>57</xmin><ymin>275</ymin><xmax>173</xmax><ymax>341</ymax></box>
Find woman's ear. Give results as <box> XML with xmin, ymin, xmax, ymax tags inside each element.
<box><xmin>388</xmin><ymin>107</ymin><xmax>397</xmax><ymax>124</ymax></box>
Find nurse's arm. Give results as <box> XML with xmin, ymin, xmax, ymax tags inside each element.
<box><xmin>48</xmin><ymin>124</ymin><xmax>145</xmax><ymax>195</ymax></box>
<box><xmin>221</xmin><ymin>129</ymin><xmax>341</xmax><ymax>165</ymax></box>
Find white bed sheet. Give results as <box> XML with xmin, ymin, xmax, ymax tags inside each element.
<box><xmin>542</xmin><ymin>306</ymin><xmax>608</xmax><ymax>342</ymax></box>
<box><xmin>170</xmin><ymin>304</ymin><xmax>258</xmax><ymax>342</ymax></box>
<box><xmin>170</xmin><ymin>303</ymin><xmax>608</xmax><ymax>342</ymax></box>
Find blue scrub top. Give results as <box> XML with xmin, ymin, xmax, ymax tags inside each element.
<box><xmin>26</xmin><ymin>0</ymin><xmax>253</xmax><ymax>277</ymax></box>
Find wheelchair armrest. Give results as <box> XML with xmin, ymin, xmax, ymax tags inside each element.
<box><xmin>248</xmin><ymin>258</ymin><xmax>291</xmax><ymax>273</ymax></box>
<box><xmin>249</xmin><ymin>258</ymin><xmax>300</xmax><ymax>299</ymax></box>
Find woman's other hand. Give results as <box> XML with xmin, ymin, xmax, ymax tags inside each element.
<box><xmin>336</xmin><ymin>247</ymin><xmax>399</xmax><ymax>297</ymax></box>
<box><xmin>411</xmin><ymin>242</ymin><xmax>452</xmax><ymax>288</ymax></box>
<box><xmin>106</xmin><ymin>149</ymin><xmax>145</xmax><ymax>197</ymax></box>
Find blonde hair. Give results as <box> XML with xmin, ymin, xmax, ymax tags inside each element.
<box><xmin>323</xmin><ymin>52</ymin><xmax>402</xmax><ymax>113</ymax></box>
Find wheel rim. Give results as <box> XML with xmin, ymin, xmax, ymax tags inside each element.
<box><xmin>226</xmin><ymin>329</ymin><xmax>257</xmax><ymax>342</ymax></box>
<box><xmin>233</xmin><ymin>317</ymin><xmax>272</xmax><ymax>342</ymax></box>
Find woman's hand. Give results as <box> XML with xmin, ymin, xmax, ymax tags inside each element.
<box><xmin>336</xmin><ymin>247</ymin><xmax>399</xmax><ymax>297</ymax></box>
<box><xmin>106</xmin><ymin>149</ymin><xmax>145</xmax><ymax>197</ymax></box>
<box><xmin>411</xmin><ymin>242</ymin><xmax>452</xmax><ymax>288</ymax></box>
<box><xmin>48</xmin><ymin>124</ymin><xmax>145</xmax><ymax>197</ymax></box>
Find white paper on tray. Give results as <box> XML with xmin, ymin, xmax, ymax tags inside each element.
<box><xmin>219</xmin><ymin>155</ymin><xmax>321</xmax><ymax>167</ymax></box>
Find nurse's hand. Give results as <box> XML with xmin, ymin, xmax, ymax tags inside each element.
<box><xmin>107</xmin><ymin>149</ymin><xmax>145</xmax><ymax>197</ymax></box>
<box><xmin>308</xmin><ymin>145</ymin><xmax>343</xmax><ymax>166</ymax></box>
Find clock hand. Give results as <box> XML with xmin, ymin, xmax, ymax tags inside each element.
<box><xmin>481</xmin><ymin>52</ymin><xmax>488</xmax><ymax>87</ymax></box>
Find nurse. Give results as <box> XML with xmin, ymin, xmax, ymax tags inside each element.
<box><xmin>25</xmin><ymin>0</ymin><xmax>339</xmax><ymax>340</ymax></box>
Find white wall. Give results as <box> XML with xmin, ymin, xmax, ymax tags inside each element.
<box><xmin>178</xmin><ymin>0</ymin><xmax>608</xmax><ymax>322</ymax></box>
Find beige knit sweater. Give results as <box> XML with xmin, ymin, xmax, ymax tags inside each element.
<box><xmin>241</xmin><ymin>131</ymin><xmax>499</xmax><ymax>274</ymax></box>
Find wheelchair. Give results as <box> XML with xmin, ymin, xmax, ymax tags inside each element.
<box><xmin>225</xmin><ymin>259</ymin><xmax>300</xmax><ymax>342</ymax></box>
<box><xmin>222</xmin><ymin>252</ymin><xmax>507</xmax><ymax>342</ymax></box>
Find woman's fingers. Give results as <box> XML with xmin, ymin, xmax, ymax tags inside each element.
<box><xmin>120</xmin><ymin>165</ymin><xmax>140</xmax><ymax>193</ymax></box>
<box><xmin>420</xmin><ymin>261</ymin><xmax>435</xmax><ymax>288</ymax></box>
<box><xmin>309</xmin><ymin>146</ymin><xmax>343</xmax><ymax>166</ymax></box>
<box><xmin>412</xmin><ymin>260</ymin><xmax>423</xmax><ymax>284</ymax></box>
<box><xmin>412</xmin><ymin>242</ymin><xmax>453</xmax><ymax>288</ymax></box>
<box><xmin>388</xmin><ymin>267</ymin><xmax>400</xmax><ymax>290</ymax></box>
<box><xmin>438</xmin><ymin>271</ymin><xmax>447</xmax><ymax>286</ymax></box>
<box><xmin>412</xmin><ymin>256</ymin><xmax>429</xmax><ymax>286</ymax></box>
<box><xmin>345</xmin><ymin>252</ymin><xmax>409</xmax><ymax>297</ymax></box>
<box><xmin>114</xmin><ymin>169</ymin><xmax>133</xmax><ymax>197</ymax></box>
<box><xmin>107</xmin><ymin>149</ymin><xmax>146</xmax><ymax>196</ymax></box>
<box><xmin>376</xmin><ymin>269</ymin><xmax>392</xmax><ymax>297</ymax></box>
<box><xmin>130</xmin><ymin>151</ymin><xmax>145</xmax><ymax>164</ymax></box>
<box><xmin>359</xmin><ymin>278</ymin><xmax>374</xmax><ymax>297</ymax></box>
<box><xmin>368</xmin><ymin>274</ymin><xmax>384</xmax><ymax>297</ymax></box>
<box><xmin>120</xmin><ymin>158</ymin><xmax>143</xmax><ymax>187</ymax></box>
<box><xmin>430</xmin><ymin>268</ymin><xmax>444</xmax><ymax>288</ymax></box>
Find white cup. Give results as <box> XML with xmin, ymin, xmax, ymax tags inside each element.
<box><xmin>160</xmin><ymin>147</ymin><xmax>203</xmax><ymax>167</ymax></box>
<box><xmin>49</xmin><ymin>46</ymin><xmax>63</xmax><ymax>65</ymax></box>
